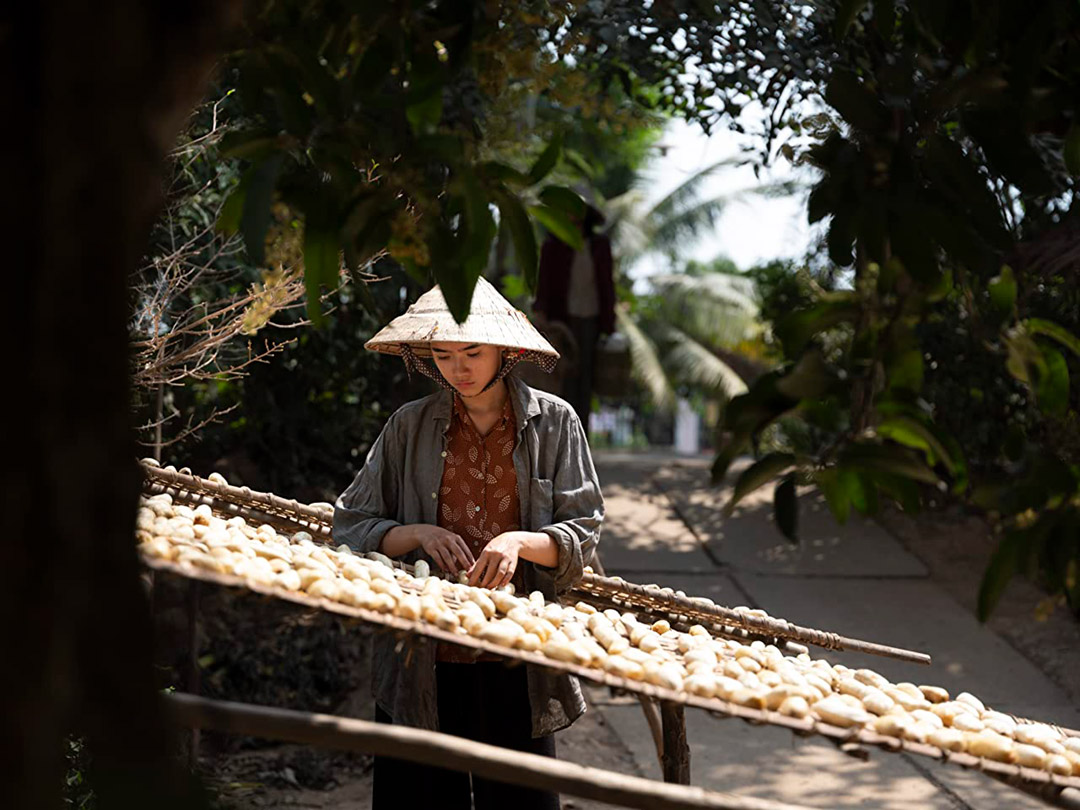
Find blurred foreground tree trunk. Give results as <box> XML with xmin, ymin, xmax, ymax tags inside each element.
<box><xmin>2</xmin><ymin>2</ymin><xmax>239</xmax><ymax>806</ymax></box>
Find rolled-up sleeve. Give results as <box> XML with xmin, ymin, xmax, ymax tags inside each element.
<box><xmin>333</xmin><ymin>415</ymin><xmax>403</xmax><ymax>553</ymax></box>
<box><xmin>539</xmin><ymin>410</ymin><xmax>604</xmax><ymax>593</ymax></box>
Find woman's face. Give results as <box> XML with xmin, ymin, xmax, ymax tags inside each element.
<box><xmin>429</xmin><ymin>342</ymin><xmax>502</xmax><ymax>396</ymax></box>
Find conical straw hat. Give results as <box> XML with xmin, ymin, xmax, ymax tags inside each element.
<box><xmin>365</xmin><ymin>277</ymin><xmax>559</xmax><ymax>361</ymax></box>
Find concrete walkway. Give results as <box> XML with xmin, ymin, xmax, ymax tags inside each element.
<box><xmin>567</xmin><ymin>451</ymin><xmax>1080</xmax><ymax>810</ymax></box>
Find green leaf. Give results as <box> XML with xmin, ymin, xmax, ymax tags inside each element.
<box><xmin>711</xmin><ymin>436</ymin><xmax>749</xmax><ymax>485</ymax></box>
<box><xmin>873</xmin><ymin>0</ymin><xmax>896</xmax><ymax>34</ymax></box>
<box><xmin>434</xmin><ymin>260</ymin><xmax>476</xmax><ymax>324</ymax></box>
<box><xmin>1004</xmin><ymin>424</ymin><xmax>1026</xmax><ymax>462</ymax></box>
<box><xmin>494</xmin><ymin>190</ymin><xmax>538</xmax><ymax>293</ymax></box>
<box><xmin>538</xmin><ymin>185</ymin><xmax>587</xmax><ymax>219</ymax></box>
<box><xmin>406</xmin><ymin>91</ymin><xmax>443</xmax><ymax>136</ymax></box>
<box><xmin>826</xmin><ymin>208</ymin><xmax>855</xmax><ymax>266</ymax></box>
<box><xmin>774</xmin><ymin>297</ymin><xmax>861</xmax><ymax>355</ymax></box>
<box><xmin>840</xmin><ymin>443</ymin><xmax>941</xmax><ymax>485</ymax></box>
<box><xmin>562</xmin><ymin>148</ymin><xmax>595</xmax><ymax>179</ymax></box>
<box><xmin>816</xmin><ymin>468</ymin><xmax>851</xmax><ymax>525</ymax></box>
<box><xmin>459</xmin><ymin>172</ymin><xmax>496</xmax><ymax>261</ymax></box>
<box><xmin>1024</xmin><ymin>318</ymin><xmax>1080</xmax><ymax>358</ymax></box>
<box><xmin>834</xmin><ymin>0</ymin><xmax>869</xmax><ymax>38</ymax></box>
<box><xmin>239</xmin><ymin>154</ymin><xmax>284</xmax><ymax>267</ymax></box>
<box><xmin>887</xmin><ymin>348</ymin><xmax>924</xmax><ymax>393</ymax></box>
<box><xmin>529</xmin><ymin>204</ymin><xmax>584</xmax><ymax>250</ymax></box>
<box><xmin>988</xmin><ymin>265</ymin><xmax>1017</xmax><ymax>320</ymax></box>
<box><xmin>876</xmin><ymin>415</ymin><xmax>954</xmax><ymax>472</ymax></box>
<box><xmin>527</xmin><ymin>133</ymin><xmax>563</xmax><ymax>185</ymax></box>
<box><xmin>480</xmin><ymin>161</ymin><xmax>528</xmax><ymax>186</ymax></box>
<box><xmin>1035</xmin><ymin>345</ymin><xmax>1069</xmax><ymax>416</ymax></box>
<box><xmin>776</xmin><ymin>350</ymin><xmax>834</xmax><ymax>399</ymax></box>
<box><xmin>724</xmin><ymin>452</ymin><xmax>796</xmax><ymax>514</ymax></box>
<box><xmin>218</xmin><ymin>129</ymin><xmax>281</xmax><ymax>161</ymax></box>
<box><xmin>890</xmin><ymin>213</ymin><xmax>939</xmax><ymax>283</ymax></box>
<box><xmin>841</xmin><ymin>467</ymin><xmax>878</xmax><ymax>515</ymax></box>
<box><xmin>978</xmin><ymin>533</ymin><xmax>1020</xmax><ymax>621</ymax></box>
<box><xmin>1066</xmin><ymin>124</ymin><xmax>1080</xmax><ymax>176</ymax></box>
<box><xmin>217</xmin><ymin>176</ymin><xmax>248</xmax><ymax>236</ymax></box>
<box><xmin>774</xmin><ymin>475</ymin><xmax>799</xmax><ymax>543</ymax></box>
<box><xmin>721</xmin><ymin>372</ymin><xmax>800</xmax><ymax>437</ymax></box>
<box><xmin>302</xmin><ymin>207</ymin><xmax>340</xmax><ymax>325</ymax></box>
<box><xmin>874</xmin><ymin>470</ymin><xmax>922</xmax><ymax>513</ymax></box>
<box><xmin>500</xmin><ymin>274</ymin><xmax>529</xmax><ymax>301</ymax></box>
<box><xmin>1005</xmin><ymin>328</ymin><xmax>1046</xmax><ymax>386</ymax></box>
<box><xmin>825</xmin><ymin>70</ymin><xmax>886</xmax><ymax>133</ymax></box>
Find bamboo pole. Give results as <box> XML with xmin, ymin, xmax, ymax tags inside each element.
<box><xmin>141</xmin><ymin>464</ymin><xmax>331</xmax><ymax>527</ymax></box>
<box><xmin>578</xmin><ymin>574</ymin><xmax>932</xmax><ymax>665</ymax></box>
<box><xmin>164</xmin><ymin>692</ymin><xmax>812</xmax><ymax>810</ymax></box>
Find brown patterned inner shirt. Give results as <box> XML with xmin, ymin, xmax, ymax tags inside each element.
<box><xmin>436</xmin><ymin>393</ymin><xmax>522</xmax><ymax>663</ymax></box>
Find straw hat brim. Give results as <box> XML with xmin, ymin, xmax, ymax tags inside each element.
<box><xmin>364</xmin><ymin>277</ymin><xmax>559</xmax><ymax>361</ymax></box>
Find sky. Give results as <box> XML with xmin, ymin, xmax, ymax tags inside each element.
<box><xmin>632</xmin><ymin>117</ymin><xmax>818</xmax><ymax>278</ymax></box>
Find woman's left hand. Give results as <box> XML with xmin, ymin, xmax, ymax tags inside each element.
<box><xmin>467</xmin><ymin>532</ymin><xmax>522</xmax><ymax>589</ymax></box>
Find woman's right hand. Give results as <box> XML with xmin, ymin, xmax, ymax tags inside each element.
<box><xmin>412</xmin><ymin>525</ymin><xmax>475</xmax><ymax>574</ymax></box>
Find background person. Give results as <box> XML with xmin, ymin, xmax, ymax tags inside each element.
<box><xmin>533</xmin><ymin>206</ymin><xmax>616</xmax><ymax>426</ymax></box>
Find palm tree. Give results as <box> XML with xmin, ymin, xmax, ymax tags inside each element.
<box><xmin>604</xmin><ymin>157</ymin><xmax>801</xmax><ymax>270</ymax></box>
<box><xmin>618</xmin><ymin>262</ymin><xmax>769</xmax><ymax>409</ymax></box>
<box><xmin>595</xmin><ymin>154</ymin><xmax>797</xmax><ymax>410</ymax></box>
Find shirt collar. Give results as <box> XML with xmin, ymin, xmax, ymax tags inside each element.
<box><xmin>433</xmin><ymin>374</ymin><xmax>540</xmax><ymax>433</ymax></box>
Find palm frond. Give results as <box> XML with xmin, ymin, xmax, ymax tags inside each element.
<box><xmin>616</xmin><ymin>307</ymin><xmax>675</xmax><ymax>409</ymax></box>
<box><xmin>648</xmin><ymin>195</ymin><xmax>733</xmax><ymax>256</ymax></box>
<box><xmin>658</xmin><ymin>324</ymin><xmax>749</xmax><ymax>399</ymax></box>
<box><xmin>603</xmin><ymin>189</ymin><xmax>652</xmax><ymax>263</ymax></box>
<box><xmin>646</xmin><ymin>156</ymin><xmax>751</xmax><ymax>223</ymax></box>
<box><xmin>650</xmin><ymin>272</ymin><xmax>759</xmax><ymax>316</ymax></box>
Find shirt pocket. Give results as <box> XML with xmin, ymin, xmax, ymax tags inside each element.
<box><xmin>529</xmin><ymin>477</ymin><xmax>555</xmax><ymax>529</ymax></box>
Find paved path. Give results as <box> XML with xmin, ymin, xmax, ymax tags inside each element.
<box><xmin>564</xmin><ymin>451</ymin><xmax>1080</xmax><ymax>810</ymax></box>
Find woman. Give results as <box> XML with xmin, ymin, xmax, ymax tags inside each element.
<box><xmin>334</xmin><ymin>277</ymin><xmax>604</xmax><ymax>810</ymax></box>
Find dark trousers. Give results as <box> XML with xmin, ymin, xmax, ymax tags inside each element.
<box><xmin>564</xmin><ymin>315</ymin><xmax>599</xmax><ymax>427</ymax></box>
<box><xmin>373</xmin><ymin>662</ymin><xmax>559</xmax><ymax>810</ymax></box>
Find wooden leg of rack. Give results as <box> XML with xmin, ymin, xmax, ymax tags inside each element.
<box><xmin>187</xmin><ymin>581</ymin><xmax>200</xmax><ymax>771</ymax></box>
<box><xmin>660</xmin><ymin>701</ymin><xmax>690</xmax><ymax>785</ymax></box>
<box><xmin>638</xmin><ymin>696</ymin><xmax>665</xmax><ymax>769</ymax></box>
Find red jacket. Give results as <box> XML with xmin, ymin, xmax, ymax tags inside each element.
<box><xmin>533</xmin><ymin>233</ymin><xmax>616</xmax><ymax>335</ymax></box>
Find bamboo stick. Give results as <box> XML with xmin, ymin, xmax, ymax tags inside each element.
<box><xmin>578</xmin><ymin>574</ymin><xmax>932</xmax><ymax>665</ymax></box>
<box><xmin>140</xmin><ymin>464</ymin><xmax>331</xmax><ymax>527</ymax></box>
<box><xmin>164</xmin><ymin>692</ymin><xmax>811</xmax><ymax>810</ymax></box>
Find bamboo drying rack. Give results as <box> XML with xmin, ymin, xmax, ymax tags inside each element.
<box><xmin>142</xmin><ymin>464</ymin><xmax>929</xmax><ymax>665</ymax></box>
<box><xmin>138</xmin><ymin>462</ymin><xmax>1080</xmax><ymax>806</ymax></box>
<box><xmin>142</xmin><ymin>554</ymin><xmax>1080</xmax><ymax>800</ymax></box>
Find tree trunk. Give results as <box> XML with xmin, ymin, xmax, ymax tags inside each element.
<box><xmin>3</xmin><ymin>2</ymin><xmax>239</xmax><ymax>806</ymax></box>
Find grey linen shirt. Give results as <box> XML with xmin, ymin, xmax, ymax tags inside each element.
<box><xmin>333</xmin><ymin>374</ymin><xmax>604</xmax><ymax>737</ymax></box>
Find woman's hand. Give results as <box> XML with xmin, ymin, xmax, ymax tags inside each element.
<box><xmin>412</xmin><ymin>525</ymin><xmax>475</xmax><ymax>574</ymax></box>
<box><xmin>468</xmin><ymin>532</ymin><xmax>522</xmax><ymax>589</ymax></box>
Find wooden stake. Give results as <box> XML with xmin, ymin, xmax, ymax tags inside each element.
<box><xmin>639</xmin><ymin>696</ymin><xmax>665</xmax><ymax>768</ymax></box>
<box><xmin>186</xmin><ymin>581</ymin><xmax>200</xmax><ymax>770</ymax></box>
<box><xmin>164</xmin><ymin>692</ymin><xmax>810</xmax><ymax>810</ymax></box>
<box><xmin>661</xmin><ymin>701</ymin><xmax>691</xmax><ymax>785</ymax></box>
